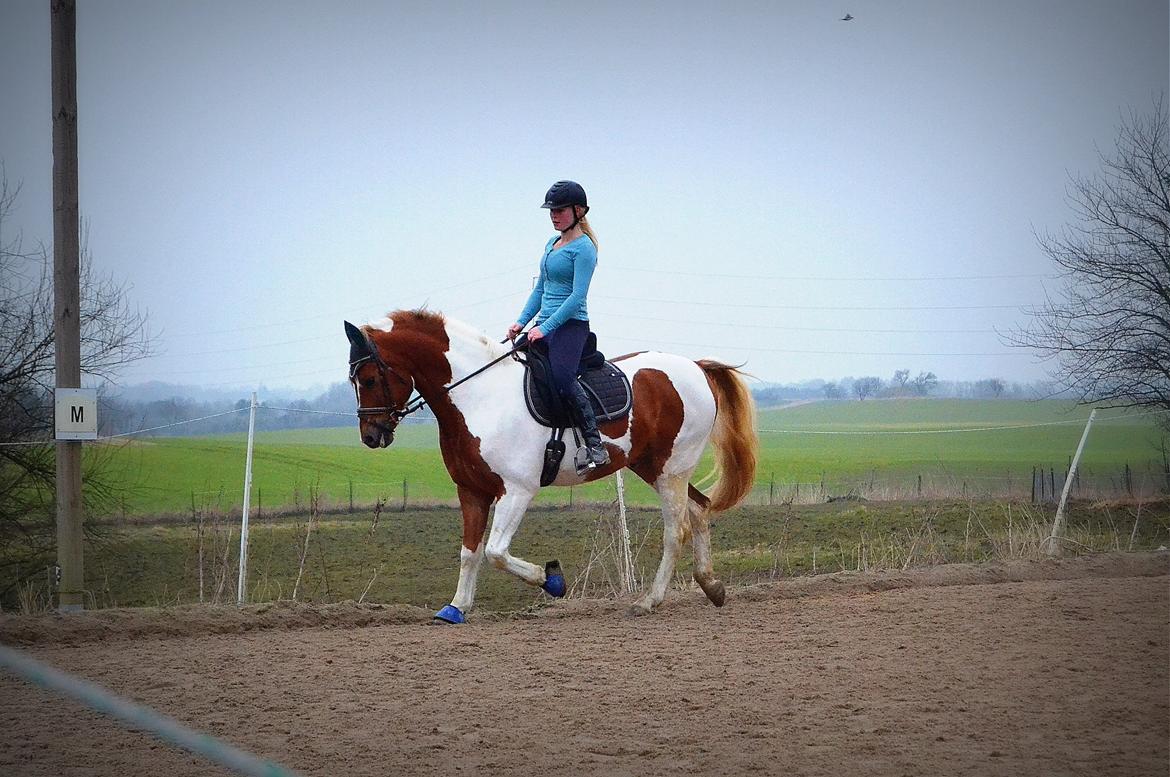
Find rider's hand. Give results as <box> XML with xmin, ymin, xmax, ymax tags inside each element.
<box><xmin>507</xmin><ymin>323</ymin><xmax>523</xmax><ymax>341</ymax></box>
<box><xmin>527</xmin><ymin>326</ymin><xmax>544</xmax><ymax>342</ymax></box>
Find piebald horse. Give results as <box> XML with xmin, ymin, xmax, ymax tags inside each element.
<box><xmin>345</xmin><ymin>309</ymin><xmax>758</xmax><ymax>620</ymax></box>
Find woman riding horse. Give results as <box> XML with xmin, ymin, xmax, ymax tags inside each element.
<box><xmin>507</xmin><ymin>180</ymin><xmax>609</xmax><ymax>469</ymax></box>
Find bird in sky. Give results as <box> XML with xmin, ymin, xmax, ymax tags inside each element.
<box><xmin>841</xmin><ymin>13</ymin><xmax>854</xmax><ymax>21</ymax></box>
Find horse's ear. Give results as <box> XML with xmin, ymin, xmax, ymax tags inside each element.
<box><xmin>345</xmin><ymin>320</ymin><xmax>374</xmax><ymax>365</ymax></box>
<box><xmin>344</xmin><ymin>321</ymin><xmax>364</xmax><ymax>348</ymax></box>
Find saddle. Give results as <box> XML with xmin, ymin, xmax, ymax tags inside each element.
<box><xmin>514</xmin><ymin>332</ymin><xmax>632</xmax><ymax>485</ymax></box>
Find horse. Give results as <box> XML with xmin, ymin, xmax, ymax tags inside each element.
<box><xmin>344</xmin><ymin>309</ymin><xmax>758</xmax><ymax>621</ymax></box>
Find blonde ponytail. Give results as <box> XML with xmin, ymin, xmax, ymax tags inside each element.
<box><xmin>578</xmin><ymin>212</ymin><xmax>599</xmax><ymax>250</ymax></box>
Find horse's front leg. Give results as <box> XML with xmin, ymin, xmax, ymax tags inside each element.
<box><xmin>484</xmin><ymin>486</ymin><xmax>564</xmax><ymax>595</ymax></box>
<box><xmin>433</xmin><ymin>486</ymin><xmax>492</xmax><ymax>624</ymax></box>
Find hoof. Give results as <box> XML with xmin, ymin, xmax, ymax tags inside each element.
<box><xmin>699</xmin><ymin>579</ymin><xmax>726</xmax><ymax>607</ymax></box>
<box><xmin>432</xmin><ymin>604</ymin><xmax>465</xmax><ymax>624</ymax></box>
<box><xmin>541</xmin><ymin>560</ymin><xmax>566</xmax><ymax>598</ymax></box>
<box><xmin>627</xmin><ymin>601</ymin><xmax>653</xmax><ymax>617</ymax></box>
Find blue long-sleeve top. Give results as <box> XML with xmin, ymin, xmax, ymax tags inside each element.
<box><xmin>515</xmin><ymin>234</ymin><xmax>597</xmax><ymax>334</ymax></box>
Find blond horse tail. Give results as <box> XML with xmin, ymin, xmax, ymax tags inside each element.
<box><xmin>694</xmin><ymin>360</ymin><xmax>759</xmax><ymax>513</ymax></box>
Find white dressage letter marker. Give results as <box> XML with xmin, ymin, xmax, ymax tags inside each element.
<box><xmin>55</xmin><ymin>388</ymin><xmax>98</xmax><ymax>440</ymax></box>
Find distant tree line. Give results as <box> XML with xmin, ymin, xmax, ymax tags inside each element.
<box><xmin>751</xmin><ymin>372</ymin><xmax>1057</xmax><ymax>407</ymax></box>
<box><xmin>97</xmin><ymin>381</ymin><xmax>435</xmax><ymax>437</ymax></box>
<box><xmin>92</xmin><ymin>367</ymin><xmax>1063</xmax><ymax>434</ymax></box>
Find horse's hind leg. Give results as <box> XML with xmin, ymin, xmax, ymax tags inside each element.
<box><xmin>689</xmin><ymin>500</ymin><xmax>725</xmax><ymax>606</ymax></box>
<box><xmin>630</xmin><ymin>473</ymin><xmax>691</xmax><ymax>616</ymax></box>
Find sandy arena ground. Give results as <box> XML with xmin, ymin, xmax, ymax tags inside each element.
<box><xmin>1</xmin><ymin>552</ymin><xmax>1168</xmax><ymax>777</ymax></box>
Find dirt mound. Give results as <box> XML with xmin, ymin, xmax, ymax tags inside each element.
<box><xmin>3</xmin><ymin>551</ymin><xmax>1165</xmax><ymax>644</ymax></box>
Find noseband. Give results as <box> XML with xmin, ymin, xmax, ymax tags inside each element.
<box><xmin>349</xmin><ymin>351</ymin><xmax>426</xmax><ymax>431</ymax></box>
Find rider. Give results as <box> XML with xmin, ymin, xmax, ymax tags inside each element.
<box><xmin>508</xmin><ymin>180</ymin><xmax>610</xmax><ymax>469</ymax></box>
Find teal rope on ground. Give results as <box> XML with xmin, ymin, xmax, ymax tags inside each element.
<box><xmin>0</xmin><ymin>644</ymin><xmax>300</xmax><ymax>777</ymax></box>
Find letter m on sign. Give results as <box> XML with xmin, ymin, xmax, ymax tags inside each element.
<box><xmin>55</xmin><ymin>388</ymin><xmax>97</xmax><ymax>440</ymax></box>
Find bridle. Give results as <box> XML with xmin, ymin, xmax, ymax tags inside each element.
<box><xmin>349</xmin><ymin>332</ymin><xmax>528</xmax><ymax>433</ymax></box>
<box><xmin>348</xmin><ymin>343</ymin><xmax>425</xmax><ymax>444</ymax></box>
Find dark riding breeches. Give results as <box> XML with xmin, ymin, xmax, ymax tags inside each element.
<box><xmin>535</xmin><ymin>318</ymin><xmax>590</xmax><ymax>399</ymax></box>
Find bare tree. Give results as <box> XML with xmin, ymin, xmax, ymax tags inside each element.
<box><xmin>891</xmin><ymin>369</ymin><xmax>910</xmax><ymax>395</ymax></box>
<box><xmin>974</xmin><ymin>378</ymin><xmax>1006</xmax><ymax>398</ymax></box>
<box><xmin>911</xmin><ymin>371</ymin><xmax>938</xmax><ymax>396</ymax></box>
<box><xmin>1008</xmin><ymin>98</ymin><xmax>1170</xmax><ymax>413</ymax></box>
<box><xmin>0</xmin><ymin>170</ymin><xmax>151</xmax><ymax>605</ymax></box>
<box><xmin>854</xmin><ymin>376</ymin><xmax>882</xmax><ymax>401</ymax></box>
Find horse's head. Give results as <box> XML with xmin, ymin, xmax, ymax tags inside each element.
<box><xmin>345</xmin><ymin>320</ymin><xmax>415</xmax><ymax>448</ymax></box>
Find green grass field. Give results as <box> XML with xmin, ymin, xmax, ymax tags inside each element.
<box><xmin>89</xmin><ymin>399</ymin><xmax>1167</xmax><ymax>517</ymax></box>
<box><xmin>8</xmin><ymin>398</ymin><xmax>1161</xmax><ymax>614</ymax></box>
<box><xmin>754</xmin><ymin>399</ymin><xmax>1163</xmax><ymax>496</ymax></box>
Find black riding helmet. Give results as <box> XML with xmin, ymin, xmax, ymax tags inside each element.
<box><xmin>541</xmin><ymin>180</ymin><xmax>589</xmax><ymax>212</ymax></box>
<box><xmin>541</xmin><ymin>180</ymin><xmax>589</xmax><ymax>230</ymax></box>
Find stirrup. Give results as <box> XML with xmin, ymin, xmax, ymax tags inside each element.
<box><xmin>574</xmin><ymin>444</ymin><xmax>609</xmax><ymax>474</ymax></box>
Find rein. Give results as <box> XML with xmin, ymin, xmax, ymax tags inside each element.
<box><xmin>351</xmin><ymin>336</ymin><xmax>526</xmax><ymax>423</ymax></box>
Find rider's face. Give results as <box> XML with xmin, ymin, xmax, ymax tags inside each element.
<box><xmin>549</xmin><ymin>206</ymin><xmax>575</xmax><ymax>231</ymax></box>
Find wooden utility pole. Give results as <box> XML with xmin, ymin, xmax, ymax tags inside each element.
<box><xmin>52</xmin><ymin>0</ymin><xmax>84</xmax><ymax>611</ymax></box>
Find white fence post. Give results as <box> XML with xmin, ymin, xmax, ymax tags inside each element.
<box><xmin>1045</xmin><ymin>408</ymin><xmax>1097</xmax><ymax>557</ymax></box>
<box><xmin>615</xmin><ymin>470</ymin><xmax>635</xmax><ymax>593</ymax></box>
<box><xmin>237</xmin><ymin>392</ymin><xmax>258</xmax><ymax>605</ymax></box>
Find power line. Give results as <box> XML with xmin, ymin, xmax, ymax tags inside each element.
<box><xmin>165</xmin><ymin>267</ymin><xmax>530</xmax><ymax>339</ymax></box>
<box><xmin>265</xmin><ymin>405</ymin><xmax>353</xmax><ymax>418</ymax></box>
<box><xmin>0</xmin><ymin>405</ymin><xmax>357</xmax><ymax>447</ymax></box>
<box><xmin>597</xmin><ymin>294</ymin><xmax>1028</xmax><ymax>311</ymax></box>
<box><xmin>757</xmin><ymin>408</ymin><xmax>1170</xmax><ymax>435</ymax></box>
<box><xmin>142</xmin><ymin>334</ymin><xmax>338</xmax><ymax>360</ymax></box>
<box><xmin>128</xmin><ymin>290</ymin><xmax>528</xmax><ymax>371</ymax></box>
<box><xmin>600</xmin><ymin>311</ymin><xmax>998</xmax><ymax>335</ymax></box>
<box><xmin>603</xmin><ymin>333</ymin><xmax>1026</xmax><ymax>358</ymax></box>
<box><xmin>172</xmin><ymin>366</ymin><xmax>345</xmax><ymax>390</ymax></box>
<box><xmin>132</xmin><ymin>356</ymin><xmax>341</xmax><ymax>377</ymax></box>
<box><xmin>99</xmin><ymin>408</ymin><xmax>250</xmax><ymax>438</ymax></box>
<box><xmin>0</xmin><ymin>408</ymin><xmax>250</xmax><ymax>446</ymax></box>
<box><xmin>620</xmin><ymin>265</ymin><xmax>1056</xmax><ymax>282</ymax></box>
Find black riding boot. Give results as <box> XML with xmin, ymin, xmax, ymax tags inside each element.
<box><xmin>566</xmin><ymin>381</ymin><xmax>610</xmax><ymax>469</ymax></box>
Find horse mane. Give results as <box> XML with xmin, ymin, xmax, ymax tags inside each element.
<box><xmin>385</xmin><ymin>308</ymin><xmax>508</xmax><ymax>359</ymax></box>
<box><xmin>384</xmin><ymin>307</ymin><xmax>445</xmax><ymax>333</ymax></box>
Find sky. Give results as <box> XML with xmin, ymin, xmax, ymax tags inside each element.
<box><xmin>1</xmin><ymin>0</ymin><xmax>1167</xmax><ymax>396</ymax></box>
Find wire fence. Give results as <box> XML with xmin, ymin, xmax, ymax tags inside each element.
<box><xmin>745</xmin><ymin>465</ymin><xmax>1169</xmax><ymax>506</ymax></box>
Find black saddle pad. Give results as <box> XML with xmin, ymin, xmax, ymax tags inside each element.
<box><xmin>518</xmin><ymin>334</ymin><xmax>632</xmax><ymax>429</ymax></box>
